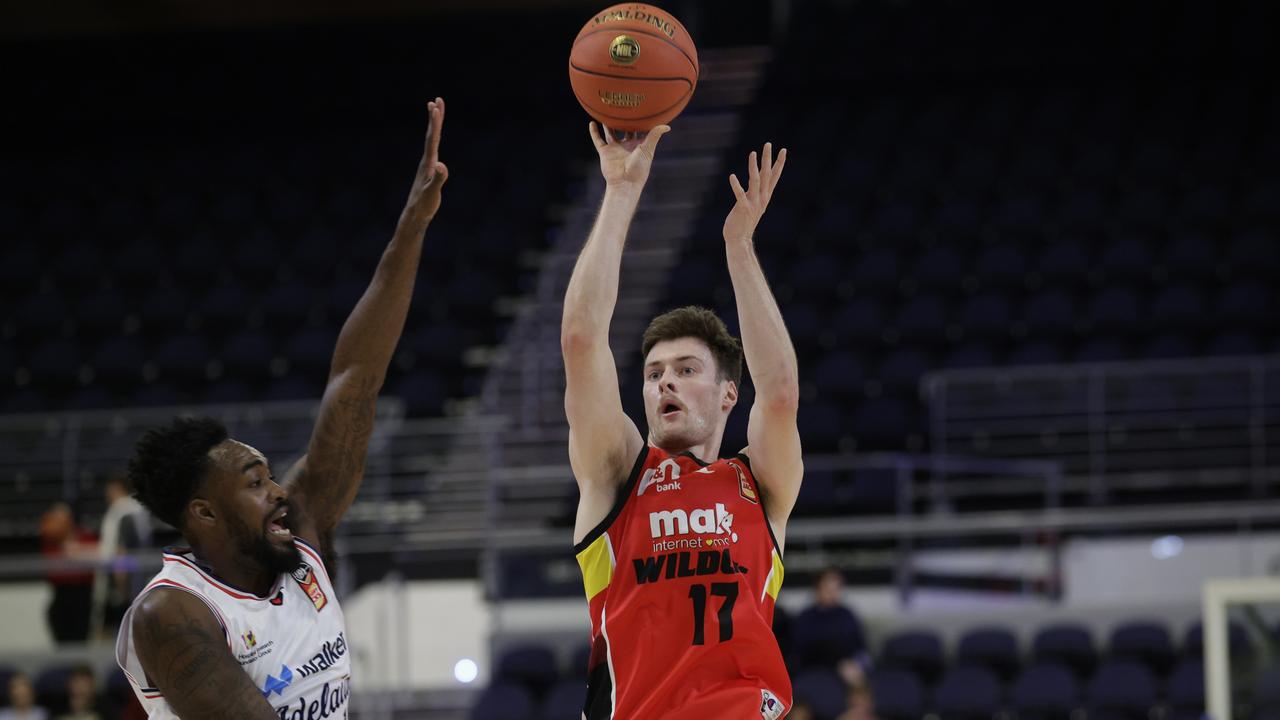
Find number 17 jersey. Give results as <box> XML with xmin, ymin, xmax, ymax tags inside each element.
<box><xmin>574</xmin><ymin>445</ymin><xmax>791</xmax><ymax>720</ymax></box>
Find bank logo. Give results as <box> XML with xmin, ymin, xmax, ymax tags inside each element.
<box><xmin>262</xmin><ymin>664</ymin><xmax>294</xmax><ymax>697</ymax></box>
<box><xmin>649</xmin><ymin>503</ymin><xmax>736</xmax><ymax>542</ymax></box>
<box><xmin>637</xmin><ymin>458</ymin><xmax>682</xmax><ymax>496</ymax></box>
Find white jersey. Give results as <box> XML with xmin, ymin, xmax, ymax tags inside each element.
<box><xmin>116</xmin><ymin>539</ymin><xmax>350</xmax><ymax>720</ymax></box>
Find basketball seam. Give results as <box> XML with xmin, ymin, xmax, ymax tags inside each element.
<box><xmin>569</xmin><ymin>63</ymin><xmax>696</xmax><ymax>85</ymax></box>
<box><xmin>572</xmin><ymin>26</ymin><xmax>699</xmax><ymax>76</ymax></box>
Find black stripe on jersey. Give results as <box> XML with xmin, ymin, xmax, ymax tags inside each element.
<box><xmin>734</xmin><ymin>452</ymin><xmax>784</xmax><ymax>559</ymax></box>
<box><xmin>572</xmin><ymin>445</ymin><xmax>651</xmax><ymax>555</ymax></box>
<box><xmin>583</xmin><ymin>654</ymin><xmax>615</xmax><ymax>720</ymax></box>
<box><xmin>676</xmin><ymin>450</ymin><xmax>711</xmax><ymax>466</ymax></box>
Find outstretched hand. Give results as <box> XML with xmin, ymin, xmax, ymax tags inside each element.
<box><xmin>405</xmin><ymin>97</ymin><xmax>449</xmax><ymax>223</ymax></box>
<box><xmin>590</xmin><ymin>122</ymin><xmax>670</xmax><ymax>191</ymax></box>
<box><xmin>723</xmin><ymin>141</ymin><xmax>787</xmax><ymax>244</ymax></box>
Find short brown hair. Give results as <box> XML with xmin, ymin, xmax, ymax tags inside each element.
<box><xmin>641</xmin><ymin>306</ymin><xmax>743</xmax><ymax>385</ymax></box>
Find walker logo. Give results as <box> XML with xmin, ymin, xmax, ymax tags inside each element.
<box><xmin>297</xmin><ymin>632</ymin><xmax>348</xmax><ymax>679</ymax></box>
<box><xmin>261</xmin><ymin>664</ymin><xmax>294</xmax><ymax>697</ymax></box>
<box><xmin>290</xmin><ymin>563</ymin><xmax>328</xmax><ymax>611</ymax></box>
<box><xmin>649</xmin><ymin>503</ymin><xmax>735</xmax><ymax>541</ymax></box>
<box><xmin>637</xmin><ymin>458</ymin><xmax>682</xmax><ymax>496</ymax></box>
<box><xmin>760</xmin><ymin>689</ymin><xmax>786</xmax><ymax>720</ymax></box>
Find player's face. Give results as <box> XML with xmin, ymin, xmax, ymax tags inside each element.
<box><xmin>642</xmin><ymin>337</ymin><xmax>736</xmax><ymax>451</ymax></box>
<box><xmin>205</xmin><ymin>440</ymin><xmax>301</xmax><ymax>574</ymax></box>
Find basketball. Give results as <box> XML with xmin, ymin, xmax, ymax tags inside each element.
<box><xmin>569</xmin><ymin>3</ymin><xmax>699</xmax><ymax>132</ymax></box>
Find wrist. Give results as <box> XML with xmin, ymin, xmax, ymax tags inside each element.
<box><xmin>724</xmin><ymin>234</ymin><xmax>755</xmax><ymax>251</ymax></box>
<box><xmin>604</xmin><ymin>180</ymin><xmax>645</xmax><ymax>202</ymax></box>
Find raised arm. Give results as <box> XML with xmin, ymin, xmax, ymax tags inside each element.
<box><xmin>286</xmin><ymin>98</ymin><xmax>449</xmax><ymax>552</ymax></box>
<box><xmin>562</xmin><ymin>123</ymin><xmax>668</xmax><ymax>541</ymax></box>
<box><xmin>723</xmin><ymin>143</ymin><xmax>803</xmax><ymax>533</ymax></box>
<box><xmin>132</xmin><ymin>588</ymin><xmax>279</xmax><ymax>720</ymax></box>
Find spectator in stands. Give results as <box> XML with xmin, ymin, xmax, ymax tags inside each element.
<box><xmin>39</xmin><ymin>503</ymin><xmax>98</xmax><ymax>644</ymax></box>
<box><xmin>787</xmin><ymin>701</ymin><xmax>815</xmax><ymax>720</ymax></box>
<box><xmin>91</xmin><ymin>474</ymin><xmax>152</xmax><ymax>638</ymax></box>
<box><xmin>54</xmin><ymin>665</ymin><xmax>105</xmax><ymax>720</ymax></box>
<box><xmin>0</xmin><ymin>673</ymin><xmax>48</xmax><ymax>720</ymax></box>
<box><xmin>835</xmin><ymin>680</ymin><xmax>878</xmax><ymax>720</ymax></box>
<box><xmin>795</xmin><ymin>568</ymin><xmax>870</xmax><ymax>686</ymax></box>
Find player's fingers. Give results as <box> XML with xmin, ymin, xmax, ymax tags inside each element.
<box><xmin>747</xmin><ymin>151</ymin><xmax>760</xmax><ymax>193</ymax></box>
<box><xmin>428</xmin><ymin>97</ymin><xmax>445</xmax><ymax>160</ymax></box>
<box><xmin>768</xmin><ymin>149</ymin><xmax>787</xmax><ymax>195</ymax></box>
<box><xmin>762</xmin><ymin>142</ymin><xmax>773</xmax><ymax>181</ymax></box>
<box><xmin>729</xmin><ymin>173</ymin><xmax>747</xmax><ymax>201</ymax></box>
<box><xmin>589</xmin><ymin>122</ymin><xmax>606</xmax><ymax>150</ymax></box>
<box><xmin>431</xmin><ymin>161</ymin><xmax>449</xmax><ymax>187</ymax></box>
<box><xmin>641</xmin><ymin>124</ymin><xmax>670</xmax><ymax>155</ymax></box>
<box><xmin>603</xmin><ymin>123</ymin><xmax>616</xmax><ymax>144</ymax></box>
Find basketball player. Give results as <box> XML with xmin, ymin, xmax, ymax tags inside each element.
<box><xmin>114</xmin><ymin>98</ymin><xmax>449</xmax><ymax>720</ymax></box>
<box><xmin>562</xmin><ymin>122</ymin><xmax>802</xmax><ymax>719</ymax></box>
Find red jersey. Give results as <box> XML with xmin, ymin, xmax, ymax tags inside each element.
<box><xmin>574</xmin><ymin>445</ymin><xmax>791</xmax><ymax>720</ymax></box>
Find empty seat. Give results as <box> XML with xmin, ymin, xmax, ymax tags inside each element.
<box><xmin>974</xmin><ymin>243</ymin><xmax>1028</xmax><ymax>288</ymax></box>
<box><xmin>878</xmin><ymin>630</ymin><xmax>944</xmax><ymax>685</ymax></box>
<box><xmin>1011</xmin><ymin>663</ymin><xmax>1079</xmax><ymax>720</ymax></box>
<box><xmin>869</xmin><ymin>668</ymin><xmax>925</xmax><ymax>720</ymax></box>
<box><xmin>1099</xmin><ymin>238</ymin><xmax>1153</xmax><ymax>283</ymax></box>
<box><xmin>469</xmin><ymin>682</ymin><xmax>534</xmax><ymax>720</ymax></box>
<box><xmin>1032</xmin><ymin>623</ymin><xmax>1096</xmax><ymax>678</ymax></box>
<box><xmin>1088</xmin><ymin>286</ymin><xmax>1142</xmax><ymax>335</ymax></box>
<box><xmin>959</xmin><ymin>290</ymin><xmax>1012</xmax><ymax>340</ymax></box>
<box><xmin>956</xmin><ymin>626</ymin><xmax>1020</xmax><ymax>680</ymax></box>
<box><xmin>1109</xmin><ymin>621</ymin><xmax>1175</xmax><ymax>676</ymax></box>
<box><xmin>1149</xmin><ymin>284</ymin><xmax>1209</xmax><ymax>330</ymax></box>
<box><xmin>495</xmin><ymin>644</ymin><xmax>558</xmax><ymax>695</ymax></box>
<box><xmin>1165</xmin><ymin>658</ymin><xmax>1204</xmax><ymax>720</ymax></box>
<box><xmin>791</xmin><ymin>667</ymin><xmax>846</xmax><ymax>720</ymax></box>
<box><xmin>933</xmin><ymin>664</ymin><xmax>1002</xmax><ymax>720</ymax></box>
<box><xmin>1022</xmin><ymin>289</ymin><xmax>1077</xmax><ymax>339</ymax></box>
<box><xmin>1087</xmin><ymin>660</ymin><xmax>1157</xmax><ymax>720</ymax></box>
<box><xmin>541</xmin><ymin>678</ymin><xmax>584</xmax><ymax>720</ymax></box>
<box><xmin>811</xmin><ymin>351</ymin><xmax>866</xmax><ymax>399</ymax></box>
<box><xmin>895</xmin><ymin>294</ymin><xmax>949</xmax><ymax>343</ymax></box>
<box><xmin>1182</xmin><ymin>619</ymin><xmax>1252</xmax><ymax>660</ymax></box>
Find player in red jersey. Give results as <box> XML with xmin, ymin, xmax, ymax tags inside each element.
<box><xmin>562</xmin><ymin>121</ymin><xmax>802</xmax><ymax>720</ymax></box>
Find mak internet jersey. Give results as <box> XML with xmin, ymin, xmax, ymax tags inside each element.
<box><xmin>575</xmin><ymin>445</ymin><xmax>791</xmax><ymax>720</ymax></box>
<box><xmin>116</xmin><ymin>539</ymin><xmax>350</xmax><ymax>720</ymax></box>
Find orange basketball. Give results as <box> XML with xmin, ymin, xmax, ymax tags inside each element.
<box><xmin>569</xmin><ymin>3</ymin><xmax>699</xmax><ymax>132</ymax></box>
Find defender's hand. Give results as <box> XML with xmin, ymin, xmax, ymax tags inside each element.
<box><xmin>405</xmin><ymin>97</ymin><xmax>449</xmax><ymax>223</ymax></box>
<box><xmin>723</xmin><ymin>141</ymin><xmax>787</xmax><ymax>244</ymax></box>
<box><xmin>590</xmin><ymin>122</ymin><xmax>670</xmax><ymax>190</ymax></box>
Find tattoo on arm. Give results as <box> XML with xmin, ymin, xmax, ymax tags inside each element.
<box><xmin>298</xmin><ymin>371</ymin><xmax>379</xmax><ymax>535</ymax></box>
<box><xmin>133</xmin><ymin>590</ymin><xmax>279</xmax><ymax>720</ymax></box>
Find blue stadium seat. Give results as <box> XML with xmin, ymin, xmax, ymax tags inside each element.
<box><xmin>1099</xmin><ymin>238</ymin><xmax>1153</xmax><ymax>283</ymax></box>
<box><xmin>933</xmin><ymin>664</ymin><xmax>1002</xmax><ymax>720</ymax></box>
<box><xmin>852</xmin><ymin>397</ymin><xmax>913</xmax><ymax>447</ymax></box>
<box><xmin>942</xmin><ymin>340</ymin><xmax>997</xmax><ymax>369</ymax></box>
<box><xmin>1183</xmin><ymin>619</ymin><xmax>1252</xmax><ymax>660</ymax></box>
<box><xmin>1037</xmin><ymin>242</ymin><xmax>1091</xmax><ymax>288</ymax></box>
<box><xmin>1056</xmin><ymin>189</ymin><xmax>1106</xmax><ymax>230</ymax></box>
<box><xmin>261</xmin><ymin>280</ymin><xmax>315</xmax><ymax>330</ymax></box>
<box><xmin>202</xmin><ymin>378</ymin><xmax>254</xmax><ymax>405</ymax></box>
<box><xmin>1088</xmin><ymin>286</ymin><xmax>1142</xmax><ymax>335</ymax></box>
<box><xmin>959</xmin><ymin>290</ymin><xmax>1012</xmax><ymax>340</ymax></box>
<box><xmin>76</xmin><ymin>288</ymin><xmax>129</xmax><ymax>338</ymax></box>
<box><xmin>957</xmin><ymin>626</ymin><xmax>1020</xmax><ymax>680</ymax></box>
<box><xmin>1140</xmin><ymin>332</ymin><xmax>1196</xmax><ymax>360</ymax></box>
<box><xmin>783</xmin><ymin>302</ymin><xmax>824</xmax><ymax>350</ymax></box>
<box><xmin>974</xmin><ymin>243</ymin><xmax>1028</xmax><ymax>289</ymax></box>
<box><xmin>1011</xmin><ymin>663</ymin><xmax>1079</xmax><ymax>720</ymax></box>
<box><xmin>1074</xmin><ymin>336</ymin><xmax>1130</xmax><ymax>363</ymax></box>
<box><xmin>1087</xmin><ymin>660</ymin><xmax>1157</xmax><ymax>720</ymax></box>
<box><xmin>1162</xmin><ymin>232</ymin><xmax>1217</xmax><ymax>281</ymax></box>
<box><xmin>811</xmin><ymin>351</ymin><xmax>866</xmax><ymax>400</ymax></box>
<box><xmin>265</xmin><ymin>376</ymin><xmax>321</xmax><ymax>401</ymax></box>
<box><xmin>912</xmin><ymin>246</ymin><xmax>966</xmax><ymax>291</ymax></box>
<box><xmin>391</xmin><ymin>373</ymin><xmax>446</xmax><ymax>416</ymax></box>
<box><xmin>222</xmin><ymin>330</ymin><xmax>277</xmax><ymax>379</ymax></box>
<box><xmin>1032</xmin><ymin>623</ymin><xmax>1096</xmax><ymax>679</ymax></box>
<box><xmin>469</xmin><ymin>682</ymin><xmax>534</xmax><ymax>720</ymax></box>
<box><xmin>895</xmin><ymin>294</ymin><xmax>949</xmax><ymax>343</ymax></box>
<box><xmin>798</xmin><ymin>401</ymin><xmax>846</xmax><ymax>451</ymax></box>
<box><xmin>830</xmin><ymin>298</ymin><xmax>887</xmax><ymax>344</ymax></box>
<box><xmin>851</xmin><ymin>248</ymin><xmax>901</xmax><ymax>294</ymax></box>
<box><xmin>153</xmin><ymin>333</ymin><xmax>212</xmax><ymax>382</ymax></box>
<box><xmin>1165</xmin><ymin>658</ymin><xmax>1204</xmax><ymax>720</ymax></box>
<box><xmin>495</xmin><ymin>644</ymin><xmax>558</xmax><ymax>695</ymax></box>
<box><xmin>1215</xmin><ymin>281</ymin><xmax>1270</xmax><ymax>329</ymax></box>
<box><xmin>879</xmin><ymin>629</ymin><xmax>944</xmax><ymax>685</ymax></box>
<box><xmin>1009</xmin><ymin>340</ymin><xmax>1065</xmax><ymax>366</ymax></box>
<box><xmin>1227</xmin><ymin>229</ymin><xmax>1279</xmax><ymax>278</ymax></box>
<box><xmin>1206</xmin><ymin>329</ymin><xmax>1260</xmax><ymax>356</ymax></box>
<box><xmin>789</xmin><ymin>254</ymin><xmax>846</xmax><ymax>300</ymax></box>
<box><xmin>132</xmin><ymin>382</ymin><xmax>185</xmax><ymax>408</ymax></box>
<box><xmin>200</xmin><ymin>282</ymin><xmax>255</xmax><ymax>333</ymax></box>
<box><xmin>869</xmin><ymin>668</ymin><xmax>925</xmax><ymax>720</ymax></box>
<box><xmin>541</xmin><ymin>678</ymin><xmax>584</xmax><ymax>720</ymax></box>
<box><xmin>286</xmin><ymin>327</ymin><xmax>339</xmax><ymax>376</ymax></box>
<box><xmin>27</xmin><ymin>338</ymin><xmax>81</xmax><ymax>388</ymax></box>
<box><xmin>1022</xmin><ymin>289</ymin><xmax>1077</xmax><ymax>339</ymax></box>
<box><xmin>1253</xmin><ymin>665</ymin><xmax>1280</xmax><ymax>719</ymax></box>
<box><xmin>14</xmin><ymin>291</ymin><xmax>67</xmax><ymax>339</ymax></box>
<box><xmin>1109</xmin><ymin>621</ymin><xmax>1175</xmax><ymax>676</ymax></box>
<box><xmin>138</xmin><ymin>286</ymin><xmax>191</xmax><ymax>335</ymax></box>
<box><xmin>876</xmin><ymin>347</ymin><xmax>933</xmax><ymax>391</ymax></box>
<box><xmin>1150</xmin><ymin>284</ymin><xmax>1209</xmax><ymax>331</ymax></box>
<box><xmin>34</xmin><ymin>663</ymin><xmax>75</xmax><ymax>713</ymax></box>
<box><xmin>792</xmin><ymin>667</ymin><xmax>846</xmax><ymax>720</ymax></box>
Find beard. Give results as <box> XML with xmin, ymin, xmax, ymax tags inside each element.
<box><xmin>226</xmin><ymin>509</ymin><xmax>302</xmax><ymax>576</ymax></box>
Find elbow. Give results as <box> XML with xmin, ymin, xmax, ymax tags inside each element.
<box><xmin>560</xmin><ymin>318</ymin><xmax>595</xmax><ymax>357</ymax></box>
<box><xmin>759</xmin><ymin>374</ymin><xmax>800</xmax><ymax>415</ymax></box>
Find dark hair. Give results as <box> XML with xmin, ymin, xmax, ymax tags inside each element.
<box><xmin>641</xmin><ymin>306</ymin><xmax>743</xmax><ymax>385</ymax></box>
<box><xmin>128</xmin><ymin>417</ymin><xmax>229</xmax><ymax>531</ymax></box>
<box><xmin>69</xmin><ymin>664</ymin><xmax>95</xmax><ymax>681</ymax></box>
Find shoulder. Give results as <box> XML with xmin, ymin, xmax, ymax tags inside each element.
<box><xmin>131</xmin><ymin>585</ymin><xmax>224</xmax><ymax>649</ymax></box>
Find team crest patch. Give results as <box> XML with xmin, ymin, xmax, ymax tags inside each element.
<box><xmin>731</xmin><ymin>461</ymin><xmax>759</xmax><ymax>504</ymax></box>
<box><xmin>291</xmin><ymin>562</ymin><xmax>328</xmax><ymax>611</ymax></box>
<box><xmin>242</xmin><ymin>630</ymin><xmax>257</xmax><ymax>649</ymax></box>
<box><xmin>759</xmin><ymin>688</ymin><xmax>786</xmax><ymax>719</ymax></box>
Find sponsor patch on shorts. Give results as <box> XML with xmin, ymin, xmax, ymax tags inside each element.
<box><xmin>760</xmin><ymin>688</ymin><xmax>786</xmax><ymax>720</ymax></box>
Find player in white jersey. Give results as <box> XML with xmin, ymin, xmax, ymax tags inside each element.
<box><xmin>114</xmin><ymin>97</ymin><xmax>449</xmax><ymax>720</ymax></box>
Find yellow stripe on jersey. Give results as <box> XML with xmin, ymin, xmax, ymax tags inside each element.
<box><xmin>576</xmin><ymin>533</ymin><xmax>615</xmax><ymax>601</ymax></box>
<box><xmin>764</xmin><ymin>549</ymin><xmax>785</xmax><ymax>601</ymax></box>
